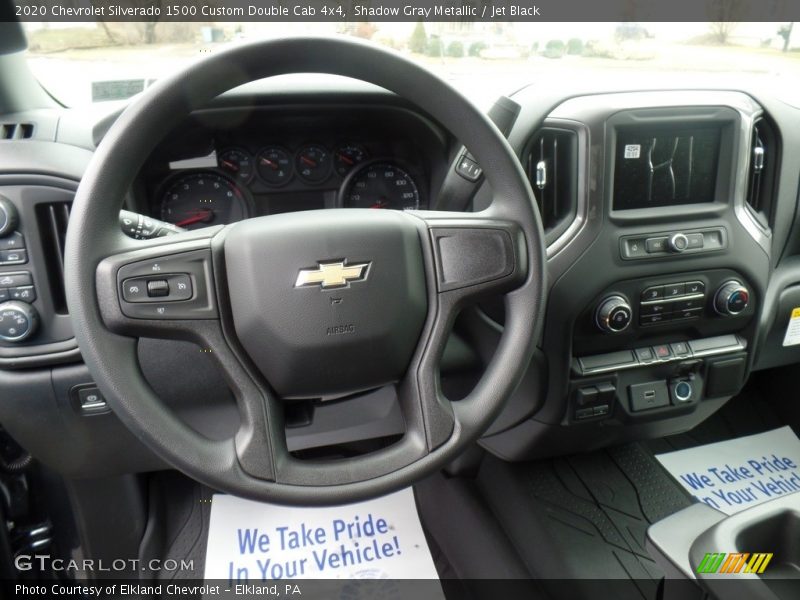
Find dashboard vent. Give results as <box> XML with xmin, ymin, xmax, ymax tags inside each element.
<box><xmin>526</xmin><ymin>127</ymin><xmax>578</xmax><ymax>236</ymax></box>
<box><xmin>745</xmin><ymin>118</ymin><xmax>777</xmax><ymax>228</ymax></box>
<box><xmin>1</xmin><ymin>123</ymin><xmax>34</xmax><ymax>140</ymax></box>
<box><xmin>35</xmin><ymin>202</ymin><xmax>71</xmax><ymax>314</ymax></box>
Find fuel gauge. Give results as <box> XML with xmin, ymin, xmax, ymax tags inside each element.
<box><xmin>334</xmin><ymin>143</ymin><xmax>367</xmax><ymax>176</ymax></box>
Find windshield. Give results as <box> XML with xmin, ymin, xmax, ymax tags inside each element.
<box><xmin>24</xmin><ymin>21</ymin><xmax>800</xmax><ymax>108</ymax></box>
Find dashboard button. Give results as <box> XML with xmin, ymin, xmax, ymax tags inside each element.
<box><xmin>0</xmin><ymin>232</ymin><xmax>24</xmax><ymax>251</ymax></box>
<box><xmin>674</xmin><ymin>298</ymin><xmax>703</xmax><ymax>311</ymax></box>
<box><xmin>635</xmin><ymin>347</ymin><xmax>655</xmax><ymax>362</ymax></box>
<box><xmin>641</xmin><ymin>286</ymin><xmax>664</xmax><ymax>301</ymax></box>
<box><xmin>640</xmin><ymin>301</ymin><xmax>670</xmax><ymax>316</ymax></box>
<box><xmin>673</xmin><ymin>308</ymin><xmax>702</xmax><ymax>321</ymax></box>
<box><xmin>640</xmin><ymin>313</ymin><xmax>669</xmax><ymax>326</ymax></box>
<box><xmin>664</xmin><ymin>283</ymin><xmax>685</xmax><ymax>298</ymax></box>
<box><xmin>622</xmin><ymin>238</ymin><xmax>648</xmax><ymax>258</ymax></box>
<box><xmin>0</xmin><ymin>289</ymin><xmax>7</xmax><ymax>301</ymax></box>
<box><xmin>654</xmin><ymin>344</ymin><xmax>672</xmax><ymax>359</ymax></box>
<box><xmin>686</xmin><ymin>234</ymin><xmax>704</xmax><ymax>249</ymax></box>
<box><xmin>0</xmin><ymin>272</ymin><xmax>31</xmax><ymax>287</ymax></box>
<box><xmin>670</xmin><ymin>341</ymin><xmax>691</xmax><ymax>356</ymax></box>
<box><xmin>645</xmin><ymin>237</ymin><xmax>668</xmax><ymax>253</ymax></box>
<box><xmin>667</xmin><ymin>233</ymin><xmax>689</xmax><ymax>252</ymax></box>
<box><xmin>9</xmin><ymin>286</ymin><xmax>35</xmax><ymax>302</ymax></box>
<box><xmin>685</xmin><ymin>281</ymin><xmax>705</xmax><ymax>295</ymax></box>
<box><xmin>0</xmin><ymin>249</ymin><xmax>26</xmax><ymax>264</ymax></box>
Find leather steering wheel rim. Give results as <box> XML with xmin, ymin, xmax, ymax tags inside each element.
<box><xmin>64</xmin><ymin>37</ymin><xmax>546</xmax><ymax>505</ymax></box>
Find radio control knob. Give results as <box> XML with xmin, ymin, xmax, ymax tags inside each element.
<box><xmin>596</xmin><ymin>295</ymin><xmax>632</xmax><ymax>333</ymax></box>
<box><xmin>714</xmin><ymin>280</ymin><xmax>750</xmax><ymax>316</ymax></box>
<box><xmin>0</xmin><ymin>301</ymin><xmax>38</xmax><ymax>343</ymax></box>
<box><xmin>667</xmin><ymin>233</ymin><xmax>689</xmax><ymax>253</ymax></box>
<box><xmin>0</xmin><ymin>196</ymin><xmax>19</xmax><ymax>237</ymax></box>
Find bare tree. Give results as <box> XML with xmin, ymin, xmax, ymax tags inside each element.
<box><xmin>707</xmin><ymin>0</ymin><xmax>747</xmax><ymax>45</ymax></box>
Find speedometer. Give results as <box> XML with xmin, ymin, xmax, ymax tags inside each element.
<box><xmin>340</xmin><ymin>161</ymin><xmax>420</xmax><ymax>210</ymax></box>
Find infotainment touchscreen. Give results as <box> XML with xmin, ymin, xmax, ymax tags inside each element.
<box><xmin>613</xmin><ymin>127</ymin><xmax>721</xmax><ymax>210</ymax></box>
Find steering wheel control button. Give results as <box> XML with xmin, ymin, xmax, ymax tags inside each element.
<box><xmin>116</xmin><ymin>250</ymin><xmax>216</xmax><ymax>319</ymax></box>
<box><xmin>455</xmin><ymin>155</ymin><xmax>483</xmax><ymax>181</ymax></box>
<box><xmin>0</xmin><ymin>301</ymin><xmax>38</xmax><ymax>343</ymax></box>
<box><xmin>595</xmin><ymin>295</ymin><xmax>632</xmax><ymax>333</ymax></box>
<box><xmin>629</xmin><ymin>381</ymin><xmax>670</xmax><ymax>412</ymax></box>
<box><xmin>667</xmin><ymin>233</ymin><xmax>689</xmax><ymax>253</ymax></box>
<box><xmin>146</xmin><ymin>279</ymin><xmax>170</xmax><ymax>298</ymax></box>
<box><xmin>714</xmin><ymin>280</ymin><xmax>750</xmax><ymax>316</ymax></box>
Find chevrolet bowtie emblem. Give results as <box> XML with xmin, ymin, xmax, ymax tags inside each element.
<box><xmin>294</xmin><ymin>261</ymin><xmax>370</xmax><ymax>289</ymax></box>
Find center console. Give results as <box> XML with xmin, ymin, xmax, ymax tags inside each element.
<box><xmin>481</xmin><ymin>91</ymin><xmax>772</xmax><ymax>460</ymax></box>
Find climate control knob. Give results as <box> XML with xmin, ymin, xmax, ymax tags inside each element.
<box><xmin>714</xmin><ymin>280</ymin><xmax>750</xmax><ymax>316</ymax></box>
<box><xmin>0</xmin><ymin>196</ymin><xmax>19</xmax><ymax>237</ymax></box>
<box><xmin>595</xmin><ymin>295</ymin><xmax>632</xmax><ymax>333</ymax></box>
<box><xmin>0</xmin><ymin>301</ymin><xmax>38</xmax><ymax>343</ymax></box>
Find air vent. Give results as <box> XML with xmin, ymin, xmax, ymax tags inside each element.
<box><xmin>1</xmin><ymin>123</ymin><xmax>34</xmax><ymax>140</ymax></box>
<box><xmin>745</xmin><ymin>118</ymin><xmax>778</xmax><ymax>229</ymax></box>
<box><xmin>35</xmin><ymin>202</ymin><xmax>71</xmax><ymax>314</ymax></box>
<box><xmin>526</xmin><ymin>127</ymin><xmax>578</xmax><ymax>236</ymax></box>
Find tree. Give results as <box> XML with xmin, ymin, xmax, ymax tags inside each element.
<box><xmin>409</xmin><ymin>21</ymin><xmax>427</xmax><ymax>54</ymax></box>
<box><xmin>779</xmin><ymin>23</ymin><xmax>794</xmax><ymax>52</ymax></box>
<box><xmin>708</xmin><ymin>0</ymin><xmax>746</xmax><ymax>45</ymax></box>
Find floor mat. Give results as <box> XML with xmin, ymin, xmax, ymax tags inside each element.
<box><xmin>477</xmin><ymin>443</ymin><xmax>694</xmax><ymax>599</ymax></box>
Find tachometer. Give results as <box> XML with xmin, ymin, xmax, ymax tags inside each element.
<box><xmin>340</xmin><ymin>161</ymin><xmax>421</xmax><ymax>210</ymax></box>
<box><xmin>160</xmin><ymin>173</ymin><xmax>247</xmax><ymax>229</ymax></box>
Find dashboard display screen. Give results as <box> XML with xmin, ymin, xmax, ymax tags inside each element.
<box><xmin>613</xmin><ymin>127</ymin><xmax>721</xmax><ymax>210</ymax></box>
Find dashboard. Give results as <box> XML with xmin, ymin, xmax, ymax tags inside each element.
<box><xmin>130</xmin><ymin>105</ymin><xmax>448</xmax><ymax>229</ymax></box>
<box><xmin>2</xmin><ymin>77</ymin><xmax>800</xmax><ymax>478</ymax></box>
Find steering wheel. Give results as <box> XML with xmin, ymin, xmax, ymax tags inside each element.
<box><xmin>64</xmin><ymin>37</ymin><xmax>546</xmax><ymax>505</ymax></box>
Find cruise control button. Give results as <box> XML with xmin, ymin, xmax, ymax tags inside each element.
<box><xmin>147</xmin><ymin>279</ymin><xmax>170</xmax><ymax>298</ymax></box>
<box><xmin>122</xmin><ymin>278</ymin><xmax>149</xmax><ymax>302</ymax></box>
<box><xmin>167</xmin><ymin>274</ymin><xmax>193</xmax><ymax>301</ymax></box>
<box><xmin>641</xmin><ymin>286</ymin><xmax>663</xmax><ymax>301</ymax></box>
<box><xmin>664</xmin><ymin>283</ymin><xmax>685</xmax><ymax>298</ymax></box>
